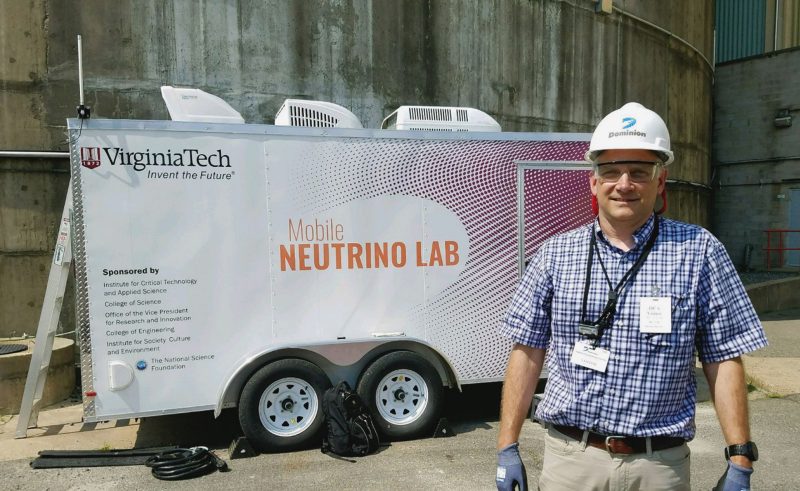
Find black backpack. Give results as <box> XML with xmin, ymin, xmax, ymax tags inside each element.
<box><xmin>321</xmin><ymin>381</ymin><xmax>380</xmax><ymax>458</ymax></box>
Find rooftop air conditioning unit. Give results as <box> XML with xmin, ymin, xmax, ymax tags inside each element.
<box><xmin>381</xmin><ymin>106</ymin><xmax>501</xmax><ymax>132</ymax></box>
<box><xmin>160</xmin><ymin>86</ymin><xmax>245</xmax><ymax>124</ymax></box>
<box><xmin>274</xmin><ymin>99</ymin><xmax>363</xmax><ymax>129</ymax></box>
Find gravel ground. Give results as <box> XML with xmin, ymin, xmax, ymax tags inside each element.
<box><xmin>739</xmin><ymin>271</ymin><xmax>800</xmax><ymax>285</ymax></box>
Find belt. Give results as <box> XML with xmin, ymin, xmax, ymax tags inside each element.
<box><xmin>552</xmin><ymin>425</ymin><xmax>685</xmax><ymax>455</ymax></box>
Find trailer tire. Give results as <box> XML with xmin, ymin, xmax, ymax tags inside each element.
<box><xmin>238</xmin><ymin>359</ymin><xmax>331</xmax><ymax>452</ymax></box>
<box><xmin>357</xmin><ymin>351</ymin><xmax>443</xmax><ymax>440</ymax></box>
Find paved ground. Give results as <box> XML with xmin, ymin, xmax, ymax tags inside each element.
<box><xmin>1</xmin><ymin>390</ymin><xmax>799</xmax><ymax>490</ymax></box>
<box><xmin>743</xmin><ymin>308</ymin><xmax>800</xmax><ymax>396</ymax></box>
<box><xmin>1</xmin><ymin>309</ymin><xmax>798</xmax><ymax>489</ymax></box>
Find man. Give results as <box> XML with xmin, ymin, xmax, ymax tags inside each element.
<box><xmin>495</xmin><ymin>102</ymin><xmax>767</xmax><ymax>491</ymax></box>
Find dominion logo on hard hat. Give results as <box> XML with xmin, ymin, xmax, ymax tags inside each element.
<box><xmin>607</xmin><ymin>116</ymin><xmax>646</xmax><ymax>138</ymax></box>
<box><xmin>608</xmin><ymin>129</ymin><xmax>646</xmax><ymax>138</ymax></box>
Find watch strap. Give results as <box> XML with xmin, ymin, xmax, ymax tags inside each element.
<box><xmin>725</xmin><ymin>441</ymin><xmax>758</xmax><ymax>461</ymax></box>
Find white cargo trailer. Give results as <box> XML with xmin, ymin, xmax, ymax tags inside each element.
<box><xmin>67</xmin><ymin>118</ymin><xmax>592</xmax><ymax>450</ymax></box>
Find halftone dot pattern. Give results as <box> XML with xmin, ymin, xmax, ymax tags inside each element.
<box><xmin>524</xmin><ymin>170</ymin><xmax>594</xmax><ymax>258</ymax></box>
<box><xmin>277</xmin><ymin>136</ymin><xmax>590</xmax><ymax>381</ymax></box>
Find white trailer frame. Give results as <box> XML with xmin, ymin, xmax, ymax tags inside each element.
<box><xmin>66</xmin><ymin>119</ymin><xmax>592</xmax><ymax>449</ymax></box>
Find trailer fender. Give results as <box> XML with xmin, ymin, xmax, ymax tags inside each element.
<box><xmin>214</xmin><ymin>338</ymin><xmax>460</xmax><ymax>418</ymax></box>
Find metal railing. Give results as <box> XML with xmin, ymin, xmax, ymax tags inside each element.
<box><xmin>763</xmin><ymin>229</ymin><xmax>800</xmax><ymax>270</ymax></box>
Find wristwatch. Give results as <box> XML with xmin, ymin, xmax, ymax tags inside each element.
<box><xmin>724</xmin><ymin>441</ymin><xmax>759</xmax><ymax>461</ymax></box>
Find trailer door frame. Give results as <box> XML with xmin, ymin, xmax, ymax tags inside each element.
<box><xmin>515</xmin><ymin>161</ymin><xmax>593</xmax><ymax>278</ymax></box>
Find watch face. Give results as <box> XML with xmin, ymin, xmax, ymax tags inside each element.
<box><xmin>748</xmin><ymin>442</ymin><xmax>759</xmax><ymax>461</ymax></box>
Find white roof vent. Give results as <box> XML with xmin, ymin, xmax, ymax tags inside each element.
<box><xmin>160</xmin><ymin>86</ymin><xmax>245</xmax><ymax>124</ymax></box>
<box><xmin>275</xmin><ymin>99</ymin><xmax>363</xmax><ymax>129</ymax></box>
<box><xmin>381</xmin><ymin>106</ymin><xmax>501</xmax><ymax>132</ymax></box>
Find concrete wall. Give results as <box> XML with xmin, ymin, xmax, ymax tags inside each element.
<box><xmin>746</xmin><ymin>276</ymin><xmax>800</xmax><ymax>314</ymax></box>
<box><xmin>0</xmin><ymin>157</ymin><xmax>74</xmax><ymax>338</ymax></box>
<box><xmin>0</xmin><ymin>338</ymin><xmax>75</xmax><ymax>414</ymax></box>
<box><xmin>712</xmin><ymin>47</ymin><xmax>800</xmax><ymax>269</ymax></box>
<box><xmin>0</xmin><ymin>0</ymin><xmax>714</xmax><ymax>338</ymax></box>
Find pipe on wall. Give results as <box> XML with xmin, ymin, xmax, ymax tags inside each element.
<box><xmin>0</xmin><ymin>151</ymin><xmax>69</xmax><ymax>159</ymax></box>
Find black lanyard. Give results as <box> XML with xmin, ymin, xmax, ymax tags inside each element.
<box><xmin>579</xmin><ymin>216</ymin><xmax>660</xmax><ymax>343</ymax></box>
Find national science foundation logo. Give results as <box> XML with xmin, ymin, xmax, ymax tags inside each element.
<box><xmin>80</xmin><ymin>147</ymin><xmax>101</xmax><ymax>169</ymax></box>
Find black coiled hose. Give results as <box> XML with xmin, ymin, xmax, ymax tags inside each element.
<box><xmin>145</xmin><ymin>446</ymin><xmax>228</xmax><ymax>480</ymax></box>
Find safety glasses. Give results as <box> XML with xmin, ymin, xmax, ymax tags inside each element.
<box><xmin>594</xmin><ymin>160</ymin><xmax>662</xmax><ymax>184</ymax></box>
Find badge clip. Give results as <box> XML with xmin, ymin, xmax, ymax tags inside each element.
<box><xmin>578</xmin><ymin>323</ymin><xmax>599</xmax><ymax>338</ymax></box>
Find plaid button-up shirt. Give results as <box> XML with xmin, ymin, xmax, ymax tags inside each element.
<box><xmin>500</xmin><ymin>215</ymin><xmax>768</xmax><ymax>440</ymax></box>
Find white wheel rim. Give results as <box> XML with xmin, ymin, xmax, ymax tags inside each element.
<box><xmin>374</xmin><ymin>369</ymin><xmax>429</xmax><ymax>425</ymax></box>
<box><xmin>258</xmin><ymin>377</ymin><xmax>318</xmax><ymax>437</ymax></box>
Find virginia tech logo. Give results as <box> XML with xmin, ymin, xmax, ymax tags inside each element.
<box><xmin>80</xmin><ymin>147</ymin><xmax>101</xmax><ymax>169</ymax></box>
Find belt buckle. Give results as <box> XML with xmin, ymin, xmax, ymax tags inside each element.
<box><xmin>604</xmin><ymin>435</ymin><xmax>627</xmax><ymax>455</ymax></box>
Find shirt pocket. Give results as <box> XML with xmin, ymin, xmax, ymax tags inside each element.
<box><xmin>641</xmin><ymin>290</ymin><xmax>695</xmax><ymax>351</ymax></box>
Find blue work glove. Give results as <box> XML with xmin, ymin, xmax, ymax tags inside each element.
<box><xmin>713</xmin><ymin>461</ymin><xmax>753</xmax><ymax>491</ymax></box>
<box><xmin>496</xmin><ymin>442</ymin><xmax>528</xmax><ymax>491</ymax></box>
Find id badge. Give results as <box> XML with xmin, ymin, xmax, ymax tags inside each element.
<box><xmin>570</xmin><ymin>340</ymin><xmax>610</xmax><ymax>373</ymax></box>
<box><xmin>640</xmin><ymin>296</ymin><xmax>671</xmax><ymax>333</ymax></box>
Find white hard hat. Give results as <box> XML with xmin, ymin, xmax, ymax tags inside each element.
<box><xmin>585</xmin><ymin>102</ymin><xmax>674</xmax><ymax>165</ymax></box>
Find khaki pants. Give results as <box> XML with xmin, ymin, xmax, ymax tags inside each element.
<box><xmin>539</xmin><ymin>426</ymin><xmax>691</xmax><ymax>491</ymax></box>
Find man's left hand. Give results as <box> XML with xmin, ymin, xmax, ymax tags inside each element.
<box><xmin>713</xmin><ymin>461</ymin><xmax>754</xmax><ymax>491</ymax></box>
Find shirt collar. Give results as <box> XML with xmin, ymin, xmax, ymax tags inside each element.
<box><xmin>593</xmin><ymin>214</ymin><xmax>657</xmax><ymax>250</ymax></box>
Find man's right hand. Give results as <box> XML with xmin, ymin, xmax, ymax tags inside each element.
<box><xmin>496</xmin><ymin>442</ymin><xmax>528</xmax><ymax>491</ymax></box>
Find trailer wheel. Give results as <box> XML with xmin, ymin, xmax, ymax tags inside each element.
<box><xmin>238</xmin><ymin>359</ymin><xmax>331</xmax><ymax>452</ymax></box>
<box><xmin>357</xmin><ymin>351</ymin><xmax>443</xmax><ymax>440</ymax></box>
